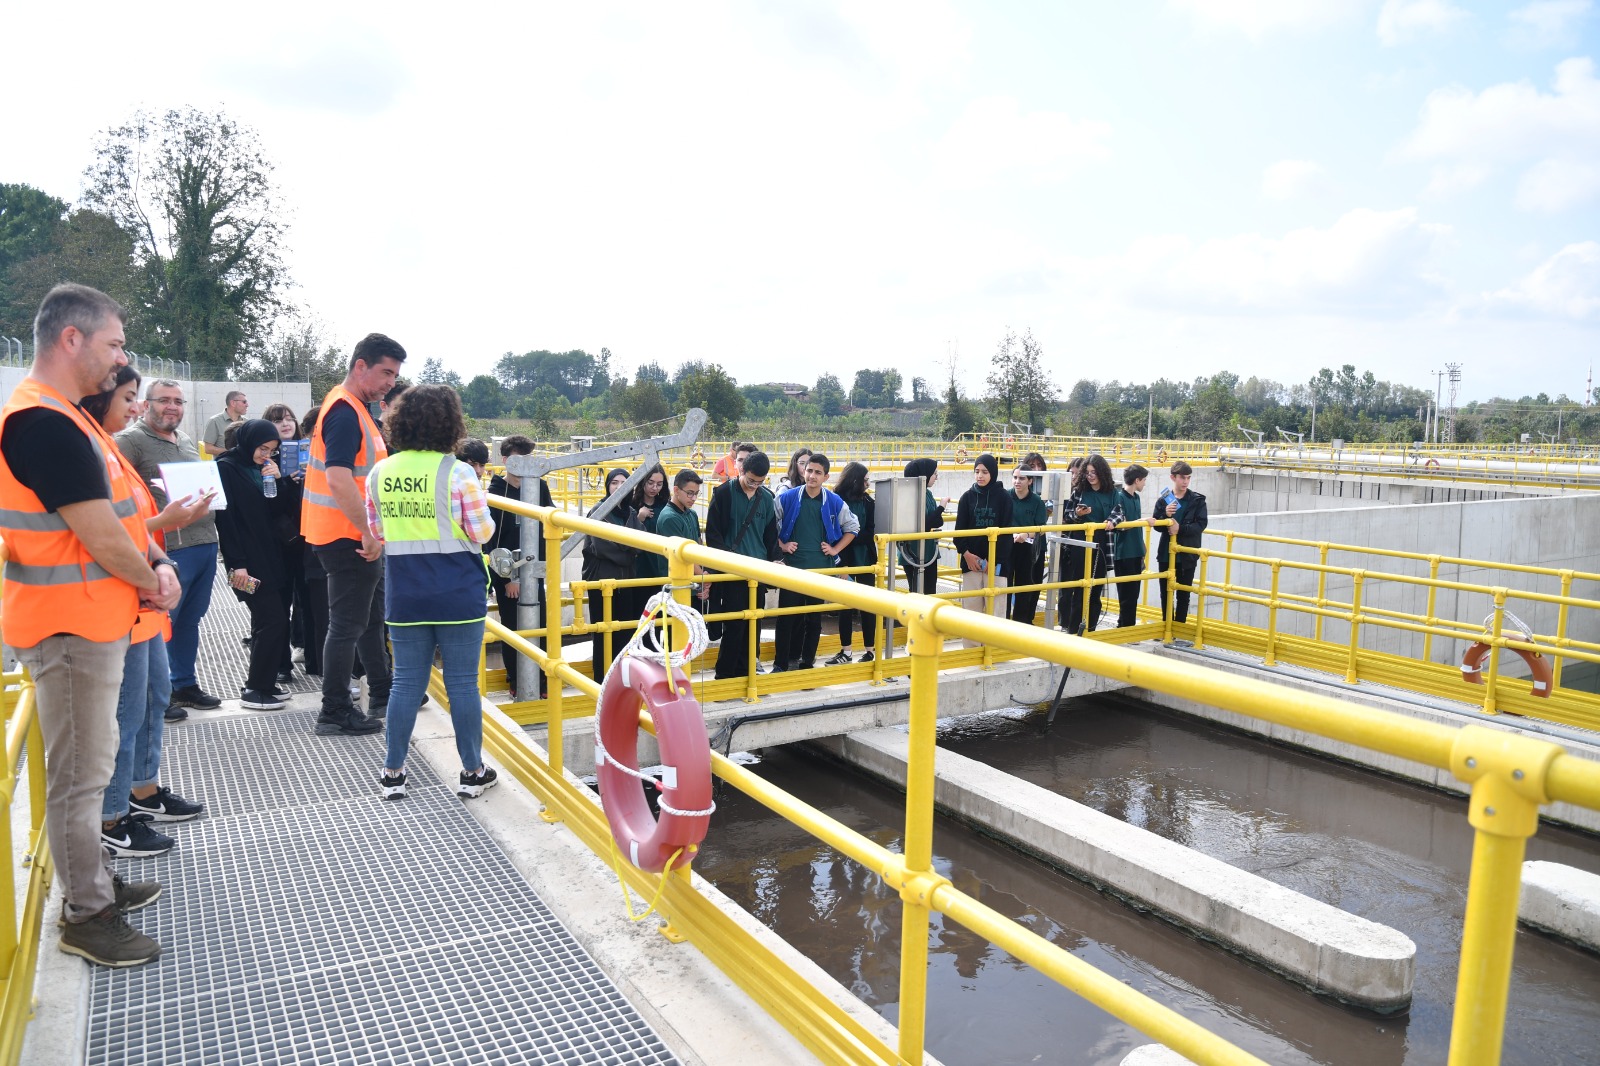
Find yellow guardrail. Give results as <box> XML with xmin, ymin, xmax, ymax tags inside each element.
<box><xmin>472</xmin><ymin>493</ymin><xmax>1600</xmax><ymax>1066</ymax></box>
<box><xmin>0</xmin><ymin>669</ymin><xmax>52</xmax><ymax>1066</ymax></box>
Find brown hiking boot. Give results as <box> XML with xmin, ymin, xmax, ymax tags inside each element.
<box><xmin>57</xmin><ymin>874</ymin><xmax>162</xmax><ymax>927</ymax></box>
<box><xmin>59</xmin><ymin>904</ymin><xmax>161</xmax><ymax>967</ymax></box>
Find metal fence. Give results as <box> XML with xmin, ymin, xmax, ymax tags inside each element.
<box><xmin>0</xmin><ymin>337</ymin><xmax>190</xmax><ymax>380</ymax></box>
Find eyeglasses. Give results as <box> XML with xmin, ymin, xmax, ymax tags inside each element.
<box><xmin>679</xmin><ymin>486</ymin><xmax>701</xmax><ymax>498</ymax></box>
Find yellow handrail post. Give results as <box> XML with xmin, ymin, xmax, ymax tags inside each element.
<box><xmin>982</xmin><ymin>531</ymin><xmax>997</xmax><ymax>670</ymax></box>
<box><xmin>1314</xmin><ymin>543</ymin><xmax>1330</xmax><ymax>642</ymax></box>
<box><xmin>1192</xmin><ymin>552</ymin><xmax>1210</xmax><ymax>651</ymax></box>
<box><xmin>542</xmin><ymin>519</ymin><xmax>566</xmax><ymax>802</ymax></box>
<box><xmin>1345</xmin><ymin>571</ymin><xmax>1365</xmax><ymax>684</ymax></box>
<box><xmin>1220</xmin><ymin>531</ymin><xmax>1235</xmax><ymax>625</ymax></box>
<box><xmin>602</xmin><ymin>582</ymin><xmax>615</xmax><ymax>668</ymax></box>
<box><xmin>24</xmin><ymin>681</ymin><xmax>43</xmax><ymax>852</ymax></box>
<box><xmin>1483</xmin><ymin>590</ymin><xmax>1507</xmax><ymax>716</ymax></box>
<box><xmin>895</xmin><ymin>595</ymin><xmax>945</xmax><ymax>1066</ymax></box>
<box><xmin>745</xmin><ymin>579</ymin><xmax>760</xmax><ymax>703</ymax></box>
<box><xmin>1264</xmin><ymin>561</ymin><xmax>1281</xmax><ymax>667</ymax></box>
<box><xmin>1446</xmin><ymin>726</ymin><xmax>1560</xmax><ymax>1066</ymax></box>
<box><xmin>872</xmin><ymin>538</ymin><xmax>888</xmax><ymax>685</ymax></box>
<box><xmin>1552</xmin><ymin>572</ymin><xmax>1573</xmax><ymax>691</ymax></box>
<box><xmin>1423</xmin><ymin>556</ymin><xmax>1442</xmax><ymax>664</ymax></box>
<box><xmin>660</xmin><ymin>547</ymin><xmax>697</xmax><ymax>942</ymax></box>
<box><xmin>1162</xmin><ymin>542</ymin><xmax>1177</xmax><ymax>643</ymax></box>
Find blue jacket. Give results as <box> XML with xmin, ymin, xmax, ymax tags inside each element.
<box><xmin>777</xmin><ymin>486</ymin><xmax>847</xmax><ymax>545</ymax></box>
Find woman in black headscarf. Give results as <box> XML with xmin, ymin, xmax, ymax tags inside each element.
<box><xmin>213</xmin><ymin>418</ymin><xmax>291</xmax><ymax>709</ymax></box>
<box><xmin>954</xmin><ymin>453</ymin><xmax>1013</xmax><ymax>644</ymax></box>
<box><xmin>901</xmin><ymin>458</ymin><xmax>946</xmax><ymax>595</ymax></box>
<box><xmin>582</xmin><ymin>467</ymin><xmax>638</xmax><ymax>683</ymax></box>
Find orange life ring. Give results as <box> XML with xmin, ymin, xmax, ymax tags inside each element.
<box><xmin>1424</xmin><ymin>458</ymin><xmax>1440</xmax><ymax>471</ymax></box>
<box><xmin>1156</xmin><ymin>449</ymin><xmax>1169</xmax><ymax>464</ymax></box>
<box><xmin>1460</xmin><ymin>642</ymin><xmax>1552</xmax><ymax>697</ymax></box>
<box><xmin>596</xmin><ymin>655</ymin><xmax>714</xmax><ymax>872</ymax></box>
<box><xmin>691</xmin><ymin>448</ymin><xmax>708</xmax><ymax>469</ymax></box>
<box><xmin>956</xmin><ymin>447</ymin><xmax>969</xmax><ymax>462</ymax></box>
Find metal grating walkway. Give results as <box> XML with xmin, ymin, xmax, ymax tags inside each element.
<box><xmin>88</xmin><ymin>710</ymin><xmax>680</xmax><ymax>1066</ymax></box>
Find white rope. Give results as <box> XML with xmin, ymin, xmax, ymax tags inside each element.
<box><xmin>1482</xmin><ymin>609</ymin><xmax>1536</xmax><ymax>644</ymax></box>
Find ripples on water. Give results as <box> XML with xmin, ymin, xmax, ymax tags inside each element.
<box><xmin>691</xmin><ymin>697</ymin><xmax>1600</xmax><ymax>1066</ymax></box>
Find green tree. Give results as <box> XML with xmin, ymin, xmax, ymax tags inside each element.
<box><xmin>515</xmin><ymin>385</ymin><xmax>562</xmax><ymax>438</ymax></box>
<box><xmin>495</xmin><ymin>349</ymin><xmax>598</xmax><ymax>403</ymax></box>
<box><xmin>239</xmin><ymin>316</ymin><xmax>342</xmax><ymax>392</ymax></box>
<box><xmin>0</xmin><ymin>184</ymin><xmax>68</xmax><ymax>332</ymax></box>
<box><xmin>987</xmin><ymin>328</ymin><xmax>1056</xmax><ymax>428</ymax></box>
<box><xmin>612</xmin><ymin>378</ymin><xmax>671</xmax><ymax>427</ymax></box>
<box><xmin>462</xmin><ymin>374</ymin><xmax>509</xmax><ymax>418</ymax></box>
<box><xmin>418</xmin><ymin>356</ymin><xmax>464</xmax><ymax>390</ymax></box>
<box><xmin>813</xmin><ymin>373</ymin><xmax>845</xmax><ymax>417</ymax></box>
<box><xmin>83</xmin><ymin>108</ymin><xmax>290</xmax><ymax>373</ymax></box>
<box><xmin>677</xmin><ymin>364</ymin><xmax>744</xmax><ymax>436</ymax></box>
<box><xmin>2</xmin><ymin>208</ymin><xmax>139</xmax><ymax>341</ymax></box>
<box><xmin>911</xmin><ymin>376</ymin><xmax>929</xmax><ymax>404</ymax></box>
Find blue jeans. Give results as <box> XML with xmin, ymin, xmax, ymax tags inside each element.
<box><xmin>384</xmin><ymin>621</ymin><xmax>486</xmax><ymax>774</ymax></box>
<box><xmin>105</xmin><ymin>636</ymin><xmax>171</xmax><ymax>821</ymax></box>
<box><xmin>167</xmin><ymin>542</ymin><xmax>218</xmax><ymax>688</ymax></box>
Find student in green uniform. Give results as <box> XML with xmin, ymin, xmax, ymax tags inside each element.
<box><xmin>655</xmin><ymin>468</ymin><xmax>708</xmax><ymax>606</ymax></box>
<box><xmin>1065</xmin><ymin>453</ymin><xmax>1116</xmax><ymax>633</ymax></box>
<box><xmin>1007</xmin><ymin>457</ymin><xmax>1050</xmax><ymax>625</ymax></box>
<box><xmin>625</xmin><ymin>463</ymin><xmax>668</xmax><ymax>618</ymax></box>
<box><xmin>1113</xmin><ymin>464</ymin><xmax>1149</xmax><ymax>628</ymax></box>
<box><xmin>901</xmin><ymin>457</ymin><xmax>946</xmax><ymax>595</ymax></box>
<box><xmin>774</xmin><ymin>453</ymin><xmax>859</xmax><ymax>671</ymax></box>
<box><xmin>826</xmin><ymin>462</ymin><xmax>877</xmax><ymax>664</ymax></box>
<box><xmin>706</xmin><ymin>451</ymin><xmax>780</xmax><ymax>679</ymax></box>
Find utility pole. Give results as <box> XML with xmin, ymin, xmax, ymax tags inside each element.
<box><xmin>1432</xmin><ymin>370</ymin><xmax>1445</xmax><ymax>443</ymax></box>
<box><xmin>1146</xmin><ymin>390</ymin><xmax>1154</xmax><ymax>442</ymax></box>
<box><xmin>1443</xmin><ymin>363</ymin><xmax>1462</xmax><ymax>444</ymax></box>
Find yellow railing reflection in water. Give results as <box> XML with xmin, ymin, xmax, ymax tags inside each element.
<box><xmin>474</xmin><ymin>494</ymin><xmax>1600</xmax><ymax>1066</ymax></box>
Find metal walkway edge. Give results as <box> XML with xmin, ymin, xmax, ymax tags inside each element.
<box><xmin>87</xmin><ymin>708</ymin><xmax>680</xmax><ymax>1066</ymax></box>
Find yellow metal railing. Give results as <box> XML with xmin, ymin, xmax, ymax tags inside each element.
<box><xmin>473</xmin><ymin>494</ymin><xmax>1600</xmax><ymax>1066</ymax></box>
<box><xmin>1168</xmin><ymin>529</ymin><xmax>1600</xmax><ymax>731</ymax></box>
<box><xmin>0</xmin><ymin>669</ymin><xmax>52</xmax><ymax>1066</ymax></box>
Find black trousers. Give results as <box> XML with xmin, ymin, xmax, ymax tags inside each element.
<box><xmin>713</xmin><ymin>580</ymin><xmax>755</xmax><ymax>679</ymax></box>
<box><xmin>319</xmin><ymin>544</ymin><xmax>390</xmax><ymax>713</ymax></box>
<box><xmin>1007</xmin><ymin>542</ymin><xmax>1044</xmax><ymax>625</ymax></box>
<box><xmin>775</xmin><ymin>588</ymin><xmax>821</xmax><ymax>669</ymax></box>
<box><xmin>837</xmin><ymin>571</ymin><xmax>877</xmax><ymax>648</ymax></box>
<box><xmin>902</xmin><ymin>554</ymin><xmax>938</xmax><ymax>596</ymax></box>
<box><xmin>242</xmin><ymin>583</ymin><xmax>289</xmax><ymax>695</ymax></box>
<box><xmin>300</xmin><ymin>543</ymin><xmax>328</xmax><ymax>676</ymax></box>
<box><xmin>1114</xmin><ymin>556</ymin><xmax>1143</xmax><ymax>627</ymax></box>
<box><xmin>1159</xmin><ymin>554</ymin><xmax>1199</xmax><ymax>624</ymax></box>
<box><xmin>491</xmin><ymin>572</ymin><xmax>546</xmax><ymax>697</ymax></box>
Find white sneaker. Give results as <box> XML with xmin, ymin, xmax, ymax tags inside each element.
<box><xmin>291</xmin><ymin>647</ymin><xmax>305</xmax><ymax>665</ymax></box>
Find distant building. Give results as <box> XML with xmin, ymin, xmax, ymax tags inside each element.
<box><xmin>763</xmin><ymin>382</ymin><xmax>810</xmax><ymax>401</ymax></box>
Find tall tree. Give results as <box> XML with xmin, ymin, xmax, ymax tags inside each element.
<box><xmin>0</xmin><ymin>184</ymin><xmax>68</xmax><ymax>325</ymax></box>
<box><xmin>2</xmin><ymin>208</ymin><xmax>138</xmax><ymax>341</ymax></box>
<box><xmin>239</xmin><ymin>316</ymin><xmax>344</xmax><ymax>395</ymax></box>
<box><xmin>677</xmin><ymin>364</ymin><xmax>744</xmax><ymax>436</ymax></box>
<box><xmin>83</xmin><ymin>108</ymin><xmax>290</xmax><ymax>373</ymax></box>
<box><xmin>986</xmin><ymin>328</ymin><xmax>1056</xmax><ymax>428</ymax></box>
<box><xmin>813</xmin><ymin>373</ymin><xmax>845</xmax><ymax>417</ymax></box>
<box><xmin>462</xmin><ymin>374</ymin><xmax>509</xmax><ymax>418</ymax></box>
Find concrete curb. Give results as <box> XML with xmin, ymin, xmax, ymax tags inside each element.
<box><xmin>818</xmin><ymin>727</ymin><xmax>1417</xmax><ymax>1013</ymax></box>
<box><xmin>1520</xmin><ymin>860</ymin><xmax>1600</xmax><ymax>953</ymax></box>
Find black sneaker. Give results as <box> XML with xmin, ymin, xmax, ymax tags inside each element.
<box><xmin>275</xmin><ymin>670</ymin><xmax>294</xmax><ymax>685</ymax></box>
<box><xmin>101</xmin><ymin>815</ymin><xmax>175</xmax><ymax>858</ymax></box>
<box><xmin>163</xmin><ymin>702</ymin><xmax>189</xmax><ymax>722</ymax></box>
<box><xmin>57</xmin><ymin>874</ymin><xmax>161</xmax><ymax>927</ymax></box>
<box><xmin>824</xmin><ymin>650</ymin><xmax>854</xmax><ymax>666</ymax></box>
<box><xmin>240</xmin><ymin>689</ymin><xmax>286</xmax><ymax>711</ymax></box>
<box><xmin>315</xmin><ymin>707</ymin><xmax>382</xmax><ymax>736</ymax></box>
<box><xmin>129</xmin><ymin>786</ymin><xmax>204</xmax><ymax>823</ymax></box>
<box><xmin>858</xmin><ymin>650</ymin><xmax>875</xmax><ymax>663</ymax></box>
<box><xmin>171</xmin><ymin>685</ymin><xmax>222</xmax><ymax>710</ymax></box>
<box><xmin>59</xmin><ymin>905</ymin><xmax>161</xmax><ymax>967</ymax></box>
<box><xmin>457</xmin><ymin>767</ymin><xmax>499</xmax><ymax>798</ymax></box>
<box><xmin>368</xmin><ymin>695</ymin><xmax>390</xmax><ymax>721</ymax></box>
<box><xmin>379</xmin><ymin>770</ymin><xmax>407</xmax><ymax>800</ymax></box>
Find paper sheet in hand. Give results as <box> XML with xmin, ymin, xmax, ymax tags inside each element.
<box><xmin>156</xmin><ymin>462</ymin><xmax>228</xmax><ymax>510</ymax></box>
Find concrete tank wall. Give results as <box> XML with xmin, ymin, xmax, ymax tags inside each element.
<box><xmin>1199</xmin><ymin>494</ymin><xmax>1600</xmax><ymax>674</ymax></box>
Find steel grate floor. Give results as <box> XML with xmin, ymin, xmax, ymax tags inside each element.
<box><xmin>194</xmin><ymin>565</ymin><xmax>324</xmax><ymax>701</ymax></box>
<box><xmin>87</xmin><ymin>710</ymin><xmax>679</xmax><ymax>1066</ymax></box>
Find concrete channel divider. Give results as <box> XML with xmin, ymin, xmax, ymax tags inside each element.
<box><xmin>815</xmin><ymin>727</ymin><xmax>1417</xmax><ymax>1013</ymax></box>
<box><xmin>1519</xmin><ymin>861</ymin><xmax>1600</xmax><ymax>953</ymax></box>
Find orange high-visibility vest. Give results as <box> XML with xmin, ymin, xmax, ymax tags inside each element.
<box><xmin>301</xmin><ymin>384</ymin><xmax>388</xmax><ymax>546</ymax></box>
<box><xmin>0</xmin><ymin>379</ymin><xmax>148</xmax><ymax>648</ymax></box>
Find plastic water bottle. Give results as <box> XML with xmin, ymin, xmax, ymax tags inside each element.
<box><xmin>262</xmin><ymin>474</ymin><xmax>277</xmax><ymax>498</ymax></box>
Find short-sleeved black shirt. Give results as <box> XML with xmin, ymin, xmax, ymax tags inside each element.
<box><xmin>319</xmin><ymin>400</ymin><xmax>363</xmax><ymax>471</ymax></box>
<box><xmin>0</xmin><ymin>408</ymin><xmax>110</xmax><ymax>510</ymax></box>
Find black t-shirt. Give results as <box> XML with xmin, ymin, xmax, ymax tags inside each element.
<box><xmin>0</xmin><ymin>408</ymin><xmax>110</xmax><ymax>510</ymax></box>
<box><xmin>320</xmin><ymin>400</ymin><xmax>363</xmax><ymax>470</ymax></box>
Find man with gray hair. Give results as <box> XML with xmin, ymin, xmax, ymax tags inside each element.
<box><xmin>0</xmin><ymin>283</ymin><xmax>180</xmax><ymax>966</ymax></box>
<box><xmin>117</xmin><ymin>378</ymin><xmax>223</xmax><ymax>718</ymax></box>
<box><xmin>201</xmin><ymin>390</ymin><xmax>246</xmax><ymax>452</ymax></box>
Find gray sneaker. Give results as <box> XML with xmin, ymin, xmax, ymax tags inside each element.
<box><xmin>58</xmin><ymin>874</ymin><xmax>161</xmax><ymax>927</ymax></box>
<box><xmin>59</xmin><ymin>905</ymin><xmax>161</xmax><ymax>967</ymax></box>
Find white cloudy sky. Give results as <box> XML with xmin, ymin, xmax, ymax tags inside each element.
<box><xmin>4</xmin><ymin>1</ymin><xmax>1598</xmax><ymax>402</ymax></box>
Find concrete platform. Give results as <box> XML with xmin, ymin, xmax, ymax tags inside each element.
<box><xmin>1520</xmin><ymin>860</ymin><xmax>1600</xmax><ymax>953</ymax></box>
<box><xmin>818</xmin><ymin>727</ymin><xmax>1417</xmax><ymax>1012</ymax></box>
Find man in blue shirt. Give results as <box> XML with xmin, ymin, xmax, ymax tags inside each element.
<box><xmin>773</xmin><ymin>453</ymin><xmax>860</xmax><ymax>671</ymax></box>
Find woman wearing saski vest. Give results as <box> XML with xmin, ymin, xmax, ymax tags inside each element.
<box><xmin>364</xmin><ymin>385</ymin><xmax>499</xmax><ymax>801</ymax></box>
<box><xmin>81</xmin><ymin>366</ymin><xmax>212</xmax><ymax>858</ymax></box>
<box><xmin>214</xmin><ymin>419</ymin><xmax>292</xmax><ymax>709</ymax></box>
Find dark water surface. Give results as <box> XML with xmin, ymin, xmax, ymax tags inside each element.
<box><xmin>691</xmin><ymin>697</ymin><xmax>1600</xmax><ymax>1066</ymax></box>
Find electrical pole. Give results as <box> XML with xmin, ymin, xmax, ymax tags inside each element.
<box><xmin>1443</xmin><ymin>363</ymin><xmax>1462</xmax><ymax>445</ymax></box>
